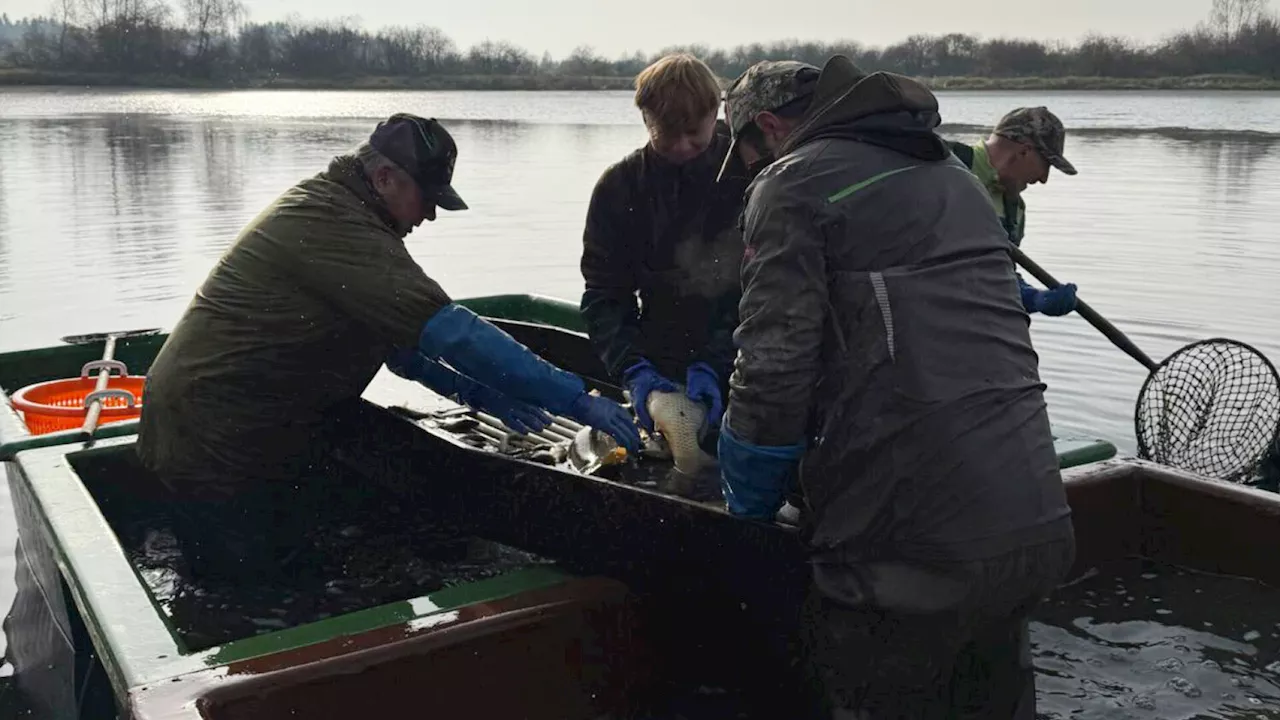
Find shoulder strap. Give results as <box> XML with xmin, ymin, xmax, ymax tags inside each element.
<box><xmin>947</xmin><ymin>140</ymin><xmax>975</xmax><ymax>169</ymax></box>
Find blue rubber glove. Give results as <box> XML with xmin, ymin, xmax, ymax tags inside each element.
<box><xmin>685</xmin><ymin>362</ymin><xmax>724</xmax><ymax>428</ymax></box>
<box><xmin>415</xmin><ymin>304</ymin><xmax>640</xmax><ymax>452</ymax></box>
<box><xmin>461</xmin><ymin>383</ymin><xmax>556</xmax><ymax>435</ymax></box>
<box><xmin>623</xmin><ymin>359</ymin><xmax>678</xmax><ymax>434</ymax></box>
<box><xmin>717</xmin><ymin>421</ymin><xmax>805</xmax><ymax>521</ymax></box>
<box><xmin>1020</xmin><ymin>282</ymin><xmax>1078</xmax><ymax>316</ymax></box>
<box><xmin>567</xmin><ymin>393</ymin><xmax>642</xmax><ymax>456</ymax></box>
<box><xmin>386</xmin><ymin>348</ymin><xmax>553</xmax><ymax>435</ymax></box>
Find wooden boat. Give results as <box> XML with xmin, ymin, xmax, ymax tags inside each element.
<box><xmin>0</xmin><ymin>293</ymin><xmax>1148</xmax><ymax>718</ymax></box>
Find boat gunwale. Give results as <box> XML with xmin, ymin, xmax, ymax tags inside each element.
<box><xmin>1060</xmin><ymin>455</ymin><xmax>1280</xmax><ymax>587</ymax></box>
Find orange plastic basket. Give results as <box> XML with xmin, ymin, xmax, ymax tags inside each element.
<box><xmin>10</xmin><ymin>375</ymin><xmax>146</xmax><ymax>436</ymax></box>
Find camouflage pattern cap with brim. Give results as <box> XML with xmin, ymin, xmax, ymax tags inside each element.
<box><xmin>993</xmin><ymin>106</ymin><xmax>1077</xmax><ymax>176</ymax></box>
<box><xmin>716</xmin><ymin>59</ymin><xmax>822</xmax><ymax>181</ymax></box>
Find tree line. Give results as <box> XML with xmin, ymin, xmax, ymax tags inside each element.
<box><xmin>0</xmin><ymin>0</ymin><xmax>1277</xmax><ymax>83</ymax></box>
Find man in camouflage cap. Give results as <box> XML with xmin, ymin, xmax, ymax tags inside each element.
<box><xmin>947</xmin><ymin>106</ymin><xmax>1080</xmax><ymax>317</ymax></box>
<box><xmin>716</xmin><ymin>59</ymin><xmax>822</xmax><ymax>182</ymax></box>
<box><xmin>714</xmin><ymin>56</ymin><xmax>1075</xmax><ymax>719</ymax></box>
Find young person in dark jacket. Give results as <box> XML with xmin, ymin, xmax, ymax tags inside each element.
<box><xmin>716</xmin><ymin>56</ymin><xmax>1076</xmax><ymax>719</ymax></box>
<box><xmin>579</xmin><ymin>53</ymin><xmax>751</xmax><ymax>437</ymax></box>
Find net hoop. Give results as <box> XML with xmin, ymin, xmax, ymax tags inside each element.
<box><xmin>1134</xmin><ymin>337</ymin><xmax>1280</xmax><ymax>483</ymax></box>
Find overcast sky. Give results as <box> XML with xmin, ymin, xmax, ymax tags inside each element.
<box><xmin>4</xmin><ymin>0</ymin><xmax>1226</xmax><ymax>59</ymax></box>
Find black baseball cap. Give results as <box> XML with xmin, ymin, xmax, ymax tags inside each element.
<box><xmin>368</xmin><ymin>113</ymin><xmax>468</xmax><ymax>211</ymax></box>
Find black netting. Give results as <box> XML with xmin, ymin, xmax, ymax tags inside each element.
<box><xmin>1135</xmin><ymin>338</ymin><xmax>1280</xmax><ymax>483</ymax></box>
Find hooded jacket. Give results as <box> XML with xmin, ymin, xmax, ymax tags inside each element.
<box><xmin>137</xmin><ymin>155</ymin><xmax>452</xmax><ymax>499</ymax></box>
<box><xmin>725</xmin><ymin>60</ymin><xmax>1072</xmax><ymax>567</ymax></box>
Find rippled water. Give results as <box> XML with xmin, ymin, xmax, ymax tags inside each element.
<box><xmin>2</xmin><ymin>88</ymin><xmax>1280</xmax><ymax>712</ymax></box>
<box><xmin>1032</xmin><ymin>558</ymin><xmax>1280</xmax><ymax>719</ymax></box>
<box><xmin>3</xmin><ymin>89</ymin><xmax>1279</xmax><ymax>453</ymax></box>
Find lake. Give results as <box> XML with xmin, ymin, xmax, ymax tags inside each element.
<box><xmin>2</xmin><ymin>86</ymin><xmax>1280</xmax><ymax>708</ymax></box>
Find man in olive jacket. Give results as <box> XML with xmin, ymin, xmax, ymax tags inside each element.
<box><xmin>716</xmin><ymin>58</ymin><xmax>1076</xmax><ymax>718</ymax></box>
<box><xmin>138</xmin><ymin>113</ymin><xmax>639</xmax><ymax>582</ymax></box>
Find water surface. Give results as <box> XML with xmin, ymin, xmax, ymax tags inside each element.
<box><xmin>1032</xmin><ymin>557</ymin><xmax>1280</xmax><ymax>719</ymax></box>
<box><xmin>2</xmin><ymin>88</ymin><xmax>1280</xmax><ymax>710</ymax></box>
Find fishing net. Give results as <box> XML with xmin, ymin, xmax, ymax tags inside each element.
<box><xmin>1135</xmin><ymin>338</ymin><xmax>1280</xmax><ymax>483</ymax></box>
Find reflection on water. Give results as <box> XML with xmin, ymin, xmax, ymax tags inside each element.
<box><xmin>1031</xmin><ymin>557</ymin><xmax>1280</xmax><ymax>719</ymax></box>
<box><xmin>4</xmin><ymin>93</ymin><xmax>1280</xmax><ymax>454</ymax></box>
<box><xmin>0</xmin><ymin>113</ymin><xmax>654</xmax><ymax>351</ymax></box>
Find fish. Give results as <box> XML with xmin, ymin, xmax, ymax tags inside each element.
<box><xmin>645</xmin><ymin>386</ymin><xmax>718</xmax><ymax>477</ymax></box>
<box><xmin>567</xmin><ymin>424</ymin><xmax>629</xmax><ymax>474</ymax></box>
<box><xmin>561</xmin><ymin>385</ymin><xmax>720</xmax><ymax>500</ymax></box>
<box><xmin>645</xmin><ymin>385</ymin><xmax>720</xmax><ymax>500</ymax></box>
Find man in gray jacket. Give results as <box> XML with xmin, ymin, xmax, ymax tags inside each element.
<box><xmin>716</xmin><ymin>56</ymin><xmax>1077</xmax><ymax>718</ymax></box>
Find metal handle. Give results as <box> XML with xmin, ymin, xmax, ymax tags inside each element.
<box><xmin>80</xmin><ymin>359</ymin><xmax>128</xmax><ymax>378</ymax></box>
<box><xmin>84</xmin><ymin>388</ymin><xmax>137</xmax><ymax>408</ymax></box>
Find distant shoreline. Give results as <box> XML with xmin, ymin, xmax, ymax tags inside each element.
<box><xmin>3</xmin><ymin>68</ymin><xmax>1280</xmax><ymax>92</ymax></box>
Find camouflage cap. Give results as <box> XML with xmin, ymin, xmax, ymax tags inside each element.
<box><xmin>993</xmin><ymin>106</ymin><xmax>1077</xmax><ymax>176</ymax></box>
<box><xmin>368</xmin><ymin>113</ymin><xmax>468</xmax><ymax>211</ymax></box>
<box><xmin>722</xmin><ymin>60</ymin><xmax>822</xmax><ymax>137</ymax></box>
<box><xmin>716</xmin><ymin>60</ymin><xmax>821</xmax><ymax>181</ymax></box>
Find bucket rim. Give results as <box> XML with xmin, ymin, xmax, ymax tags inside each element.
<box><xmin>10</xmin><ymin>375</ymin><xmax>146</xmax><ymax>417</ymax></box>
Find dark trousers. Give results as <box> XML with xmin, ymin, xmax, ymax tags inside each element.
<box><xmin>795</xmin><ymin>534</ymin><xmax>1076</xmax><ymax>719</ymax></box>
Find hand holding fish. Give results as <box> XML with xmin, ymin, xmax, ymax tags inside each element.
<box><xmin>622</xmin><ymin>358</ymin><xmax>679</xmax><ymax>433</ymax></box>
<box><xmin>684</xmin><ymin>362</ymin><xmax>724</xmax><ymax>427</ymax></box>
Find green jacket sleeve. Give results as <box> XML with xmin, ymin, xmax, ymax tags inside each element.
<box><xmin>264</xmin><ymin>201</ymin><xmax>453</xmax><ymax>349</ymax></box>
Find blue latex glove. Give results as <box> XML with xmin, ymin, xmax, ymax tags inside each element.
<box><xmin>415</xmin><ymin>304</ymin><xmax>640</xmax><ymax>451</ymax></box>
<box><xmin>717</xmin><ymin>421</ymin><xmax>805</xmax><ymax>521</ymax></box>
<box><xmin>386</xmin><ymin>348</ymin><xmax>552</xmax><ymax>435</ymax></box>
<box><xmin>623</xmin><ymin>359</ymin><xmax>678</xmax><ymax>434</ymax></box>
<box><xmin>685</xmin><ymin>362</ymin><xmax>724</xmax><ymax>428</ymax></box>
<box><xmin>1020</xmin><ymin>282</ymin><xmax>1078</xmax><ymax>316</ymax></box>
<box><xmin>567</xmin><ymin>393</ymin><xmax>642</xmax><ymax>456</ymax></box>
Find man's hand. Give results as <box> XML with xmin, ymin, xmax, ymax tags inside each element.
<box><xmin>386</xmin><ymin>347</ymin><xmax>554</xmax><ymax>435</ymax></box>
<box><xmin>685</xmin><ymin>362</ymin><xmax>724</xmax><ymax>427</ymax></box>
<box><xmin>717</xmin><ymin>421</ymin><xmax>805</xmax><ymax>521</ymax></box>
<box><xmin>1022</xmin><ymin>282</ymin><xmax>1078</xmax><ymax>316</ymax></box>
<box><xmin>623</xmin><ymin>359</ymin><xmax>678</xmax><ymax>433</ymax></box>
<box><xmin>568</xmin><ymin>393</ymin><xmax>642</xmax><ymax>456</ymax></box>
<box><xmin>460</xmin><ymin>383</ymin><xmax>554</xmax><ymax>435</ymax></box>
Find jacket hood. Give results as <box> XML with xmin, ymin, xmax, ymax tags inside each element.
<box><xmin>781</xmin><ymin>55</ymin><xmax>950</xmax><ymax>162</ymax></box>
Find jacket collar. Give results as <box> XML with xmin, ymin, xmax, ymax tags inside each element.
<box><xmin>326</xmin><ymin>155</ymin><xmax>402</xmax><ymax>232</ymax></box>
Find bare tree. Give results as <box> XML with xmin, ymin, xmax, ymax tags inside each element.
<box><xmin>560</xmin><ymin>44</ymin><xmax>608</xmax><ymax>76</ymax></box>
<box><xmin>1210</xmin><ymin>0</ymin><xmax>1269</xmax><ymax>40</ymax></box>
<box><xmin>50</xmin><ymin>0</ymin><xmax>78</xmax><ymax>65</ymax></box>
<box><xmin>182</xmin><ymin>0</ymin><xmax>244</xmax><ymax>69</ymax></box>
<box><xmin>418</xmin><ymin>25</ymin><xmax>454</xmax><ymax>71</ymax></box>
